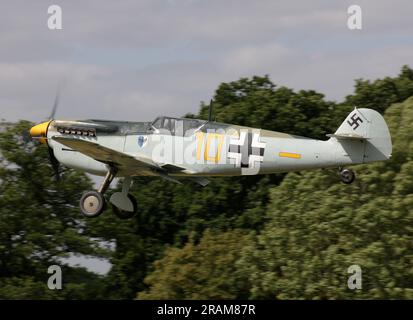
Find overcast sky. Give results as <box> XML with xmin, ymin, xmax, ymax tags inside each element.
<box><xmin>1</xmin><ymin>0</ymin><xmax>413</xmax><ymax>123</ymax></box>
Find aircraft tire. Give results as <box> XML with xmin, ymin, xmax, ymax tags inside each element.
<box><xmin>340</xmin><ymin>169</ymin><xmax>355</xmax><ymax>184</ymax></box>
<box><xmin>80</xmin><ymin>191</ymin><xmax>106</xmax><ymax>218</ymax></box>
<box><xmin>112</xmin><ymin>194</ymin><xmax>137</xmax><ymax>220</ymax></box>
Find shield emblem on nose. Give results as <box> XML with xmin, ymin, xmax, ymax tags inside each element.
<box><xmin>138</xmin><ymin>135</ymin><xmax>147</xmax><ymax>148</ymax></box>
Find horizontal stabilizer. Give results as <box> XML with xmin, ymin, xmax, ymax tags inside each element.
<box><xmin>326</xmin><ymin>133</ymin><xmax>367</xmax><ymax>140</ymax></box>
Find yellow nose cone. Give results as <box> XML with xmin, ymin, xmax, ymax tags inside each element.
<box><xmin>30</xmin><ymin>121</ymin><xmax>51</xmax><ymax>144</ymax></box>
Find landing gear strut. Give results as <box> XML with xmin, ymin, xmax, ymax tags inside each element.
<box><xmin>339</xmin><ymin>167</ymin><xmax>356</xmax><ymax>184</ymax></box>
<box><xmin>79</xmin><ymin>167</ymin><xmax>117</xmax><ymax>218</ymax></box>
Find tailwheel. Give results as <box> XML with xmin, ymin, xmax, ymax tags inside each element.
<box><xmin>340</xmin><ymin>168</ymin><xmax>356</xmax><ymax>184</ymax></box>
<box><xmin>112</xmin><ymin>194</ymin><xmax>137</xmax><ymax>220</ymax></box>
<box><xmin>80</xmin><ymin>191</ymin><xmax>106</xmax><ymax>218</ymax></box>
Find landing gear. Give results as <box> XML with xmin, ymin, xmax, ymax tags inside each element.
<box><xmin>79</xmin><ymin>168</ymin><xmax>137</xmax><ymax>219</ymax></box>
<box><xmin>109</xmin><ymin>177</ymin><xmax>137</xmax><ymax>219</ymax></box>
<box><xmin>80</xmin><ymin>167</ymin><xmax>117</xmax><ymax>218</ymax></box>
<box><xmin>339</xmin><ymin>167</ymin><xmax>356</xmax><ymax>184</ymax></box>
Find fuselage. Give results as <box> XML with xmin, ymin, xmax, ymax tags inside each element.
<box><xmin>43</xmin><ymin>116</ymin><xmax>358</xmax><ymax>178</ymax></box>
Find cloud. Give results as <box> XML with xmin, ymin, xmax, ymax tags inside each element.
<box><xmin>222</xmin><ymin>43</ymin><xmax>294</xmax><ymax>75</ymax></box>
<box><xmin>0</xmin><ymin>0</ymin><xmax>413</xmax><ymax>122</ymax></box>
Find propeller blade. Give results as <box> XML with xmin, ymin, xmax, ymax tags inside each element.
<box><xmin>49</xmin><ymin>90</ymin><xmax>60</xmax><ymax>120</ymax></box>
<box><xmin>48</xmin><ymin>81</ymin><xmax>65</xmax><ymax>120</ymax></box>
<box><xmin>22</xmin><ymin>129</ymin><xmax>31</xmax><ymax>144</ymax></box>
<box><xmin>48</xmin><ymin>147</ymin><xmax>60</xmax><ymax>181</ymax></box>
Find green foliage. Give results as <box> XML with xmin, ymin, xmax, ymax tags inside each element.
<box><xmin>199</xmin><ymin>75</ymin><xmax>345</xmax><ymax>140</ymax></box>
<box><xmin>137</xmin><ymin>230</ymin><xmax>252</xmax><ymax>300</ymax></box>
<box><xmin>138</xmin><ymin>97</ymin><xmax>413</xmax><ymax>300</ymax></box>
<box><xmin>134</xmin><ymin>67</ymin><xmax>413</xmax><ymax>300</ymax></box>
<box><xmin>1</xmin><ymin>66</ymin><xmax>413</xmax><ymax>300</ymax></box>
<box><xmin>89</xmin><ymin>175</ymin><xmax>277</xmax><ymax>298</ymax></box>
<box><xmin>345</xmin><ymin>65</ymin><xmax>413</xmax><ymax>113</ymax></box>
<box><xmin>0</xmin><ymin>121</ymin><xmax>109</xmax><ymax>299</ymax></box>
<box><xmin>103</xmin><ymin>75</ymin><xmax>350</xmax><ymax>299</ymax></box>
<box><xmin>239</xmin><ymin>98</ymin><xmax>413</xmax><ymax>299</ymax></box>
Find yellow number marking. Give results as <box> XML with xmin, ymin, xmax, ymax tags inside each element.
<box><xmin>205</xmin><ymin>133</ymin><xmax>224</xmax><ymax>163</ymax></box>
<box><xmin>196</xmin><ymin>132</ymin><xmax>224</xmax><ymax>162</ymax></box>
<box><xmin>196</xmin><ymin>132</ymin><xmax>205</xmax><ymax>161</ymax></box>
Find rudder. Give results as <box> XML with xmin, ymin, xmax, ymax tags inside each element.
<box><xmin>332</xmin><ymin>108</ymin><xmax>392</xmax><ymax>163</ymax></box>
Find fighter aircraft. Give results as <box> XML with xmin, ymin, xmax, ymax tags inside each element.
<box><xmin>29</xmin><ymin>99</ymin><xmax>392</xmax><ymax>219</ymax></box>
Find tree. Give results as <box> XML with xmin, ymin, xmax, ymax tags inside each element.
<box><xmin>3</xmin><ymin>67</ymin><xmax>410</xmax><ymax>299</ymax></box>
<box><xmin>240</xmin><ymin>97</ymin><xmax>413</xmax><ymax>299</ymax></box>
<box><xmin>344</xmin><ymin>65</ymin><xmax>413</xmax><ymax>113</ymax></box>
<box><xmin>137</xmin><ymin>229</ymin><xmax>251</xmax><ymax>300</ymax></box>
<box><xmin>114</xmin><ymin>67</ymin><xmax>411</xmax><ymax>299</ymax></box>
<box><xmin>0</xmin><ymin>121</ymin><xmax>109</xmax><ymax>299</ymax></box>
<box><xmin>136</xmin><ymin>74</ymin><xmax>413</xmax><ymax>300</ymax></box>
<box><xmin>200</xmin><ymin>75</ymin><xmax>343</xmax><ymax>140</ymax></box>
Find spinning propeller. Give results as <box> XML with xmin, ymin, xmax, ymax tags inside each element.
<box><xmin>29</xmin><ymin>89</ymin><xmax>62</xmax><ymax>181</ymax></box>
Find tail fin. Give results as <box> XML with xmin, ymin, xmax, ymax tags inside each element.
<box><xmin>328</xmin><ymin>108</ymin><xmax>392</xmax><ymax>163</ymax></box>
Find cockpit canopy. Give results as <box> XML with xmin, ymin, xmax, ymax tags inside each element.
<box><xmin>151</xmin><ymin>116</ymin><xmax>206</xmax><ymax>136</ymax></box>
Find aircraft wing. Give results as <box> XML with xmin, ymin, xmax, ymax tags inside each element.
<box><xmin>52</xmin><ymin>136</ymin><xmax>208</xmax><ymax>186</ymax></box>
<box><xmin>52</xmin><ymin>136</ymin><xmax>160</xmax><ymax>174</ymax></box>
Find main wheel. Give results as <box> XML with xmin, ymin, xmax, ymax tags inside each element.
<box><xmin>340</xmin><ymin>169</ymin><xmax>355</xmax><ymax>184</ymax></box>
<box><xmin>80</xmin><ymin>191</ymin><xmax>106</xmax><ymax>218</ymax></box>
<box><xmin>112</xmin><ymin>194</ymin><xmax>137</xmax><ymax>220</ymax></box>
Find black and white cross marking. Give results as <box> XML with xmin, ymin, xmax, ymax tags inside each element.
<box><xmin>347</xmin><ymin>113</ymin><xmax>364</xmax><ymax>130</ymax></box>
<box><xmin>228</xmin><ymin>131</ymin><xmax>266</xmax><ymax>168</ymax></box>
